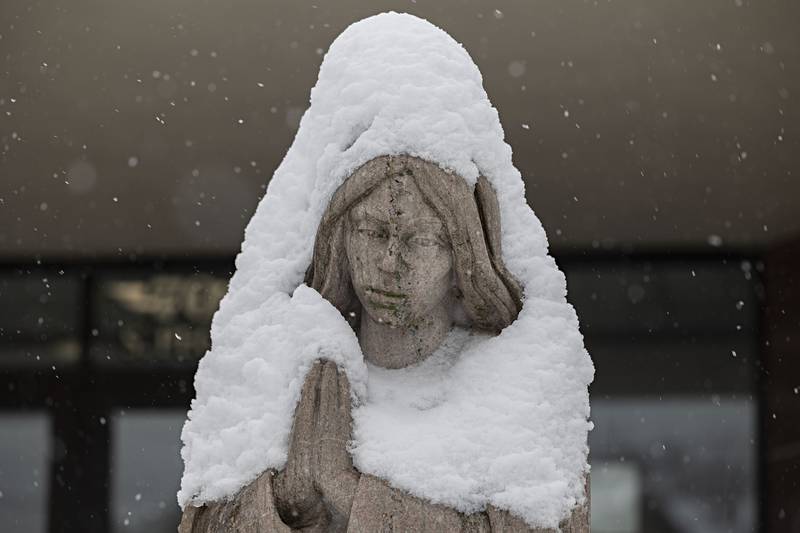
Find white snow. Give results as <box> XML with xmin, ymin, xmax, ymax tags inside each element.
<box><xmin>178</xmin><ymin>12</ymin><xmax>594</xmax><ymax>529</ymax></box>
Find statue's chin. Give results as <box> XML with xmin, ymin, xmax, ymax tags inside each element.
<box><xmin>363</xmin><ymin>306</ymin><xmax>408</xmax><ymax>328</ymax></box>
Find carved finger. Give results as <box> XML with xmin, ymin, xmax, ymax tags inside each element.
<box><xmin>316</xmin><ymin>361</ymin><xmax>353</xmax><ymax>460</ymax></box>
<box><xmin>314</xmin><ymin>360</ymin><xmax>360</xmax><ymax>524</ymax></box>
<box><xmin>284</xmin><ymin>360</ymin><xmax>323</xmax><ymax>476</ymax></box>
<box><xmin>273</xmin><ymin>361</ymin><xmax>329</xmax><ymax>529</ymax></box>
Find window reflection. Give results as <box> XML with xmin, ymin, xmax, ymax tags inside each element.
<box><xmin>91</xmin><ymin>274</ymin><xmax>227</xmax><ymax>367</ymax></box>
<box><xmin>0</xmin><ymin>272</ymin><xmax>81</xmax><ymax>368</ymax></box>
<box><xmin>590</xmin><ymin>399</ymin><xmax>756</xmax><ymax>533</ymax></box>
<box><xmin>591</xmin><ymin>462</ymin><xmax>642</xmax><ymax>533</ymax></box>
<box><xmin>111</xmin><ymin>410</ymin><xmax>184</xmax><ymax>533</ymax></box>
<box><xmin>0</xmin><ymin>258</ymin><xmax>763</xmax><ymax>532</ymax></box>
<box><xmin>0</xmin><ymin>413</ymin><xmax>51</xmax><ymax>533</ymax></box>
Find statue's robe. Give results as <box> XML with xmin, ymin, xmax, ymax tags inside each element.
<box><xmin>179</xmin><ymin>360</ymin><xmax>589</xmax><ymax>533</ymax></box>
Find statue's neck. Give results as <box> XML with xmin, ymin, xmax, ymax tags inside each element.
<box><xmin>359</xmin><ymin>305</ymin><xmax>452</xmax><ymax>369</ymax></box>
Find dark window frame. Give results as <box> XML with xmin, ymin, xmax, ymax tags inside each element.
<box><xmin>0</xmin><ymin>252</ymin><xmax>766</xmax><ymax>533</ymax></box>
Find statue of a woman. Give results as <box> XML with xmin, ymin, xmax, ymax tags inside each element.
<box><xmin>178</xmin><ymin>12</ymin><xmax>593</xmax><ymax>533</ymax></box>
<box><xmin>179</xmin><ymin>156</ymin><xmax>588</xmax><ymax>532</ymax></box>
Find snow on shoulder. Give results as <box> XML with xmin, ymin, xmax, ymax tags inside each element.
<box><xmin>178</xmin><ymin>11</ymin><xmax>594</xmax><ymax>529</ymax></box>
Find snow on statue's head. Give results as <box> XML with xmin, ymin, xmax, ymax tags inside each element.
<box><xmin>179</xmin><ymin>12</ymin><xmax>594</xmax><ymax>529</ymax></box>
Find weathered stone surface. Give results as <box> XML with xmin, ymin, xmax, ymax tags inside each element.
<box><xmin>347</xmin><ymin>474</ymin><xmax>492</xmax><ymax>532</ymax></box>
<box><xmin>179</xmin><ymin>156</ymin><xmax>589</xmax><ymax>532</ymax></box>
<box><xmin>273</xmin><ymin>360</ymin><xmax>359</xmax><ymax>531</ymax></box>
<box><xmin>305</xmin><ymin>155</ymin><xmax>522</xmax><ymax>336</ymax></box>
<box><xmin>180</xmin><ymin>361</ymin><xmax>589</xmax><ymax>532</ymax></box>
<box><xmin>179</xmin><ymin>469</ymin><xmax>291</xmax><ymax>533</ymax></box>
<box><xmin>343</xmin><ymin>166</ymin><xmax>455</xmax><ymax>368</ymax></box>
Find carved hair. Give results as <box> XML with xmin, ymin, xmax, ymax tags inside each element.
<box><xmin>305</xmin><ymin>155</ymin><xmax>522</xmax><ymax>332</ymax></box>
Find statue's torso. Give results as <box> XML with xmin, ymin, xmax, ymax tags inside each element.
<box><xmin>179</xmin><ymin>358</ymin><xmax>589</xmax><ymax>533</ymax></box>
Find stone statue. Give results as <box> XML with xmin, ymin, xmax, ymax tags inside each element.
<box><xmin>178</xmin><ymin>156</ymin><xmax>589</xmax><ymax>532</ymax></box>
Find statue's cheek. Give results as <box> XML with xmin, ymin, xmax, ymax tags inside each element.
<box><xmin>405</xmin><ymin>246</ymin><xmax>453</xmax><ymax>275</ymax></box>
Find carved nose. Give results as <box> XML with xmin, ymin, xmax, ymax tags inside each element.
<box><xmin>377</xmin><ymin>237</ymin><xmax>401</xmax><ymax>274</ymax></box>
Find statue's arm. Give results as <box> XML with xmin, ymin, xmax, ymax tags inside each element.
<box><xmin>178</xmin><ymin>359</ymin><xmax>359</xmax><ymax>533</ymax></box>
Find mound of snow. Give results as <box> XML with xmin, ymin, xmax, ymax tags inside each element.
<box><xmin>178</xmin><ymin>12</ymin><xmax>594</xmax><ymax>528</ymax></box>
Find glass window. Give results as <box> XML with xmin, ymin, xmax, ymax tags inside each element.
<box><xmin>566</xmin><ymin>259</ymin><xmax>759</xmax><ymax>532</ymax></box>
<box><xmin>111</xmin><ymin>410</ymin><xmax>185</xmax><ymax>533</ymax></box>
<box><xmin>590</xmin><ymin>399</ymin><xmax>756</xmax><ymax>533</ymax></box>
<box><xmin>590</xmin><ymin>462</ymin><xmax>642</xmax><ymax>533</ymax></box>
<box><xmin>0</xmin><ymin>413</ymin><xmax>52</xmax><ymax>533</ymax></box>
<box><xmin>91</xmin><ymin>274</ymin><xmax>227</xmax><ymax>368</ymax></box>
<box><xmin>0</xmin><ymin>271</ymin><xmax>82</xmax><ymax>368</ymax></box>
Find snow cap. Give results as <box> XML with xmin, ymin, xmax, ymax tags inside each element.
<box><xmin>179</xmin><ymin>12</ymin><xmax>594</xmax><ymax>528</ymax></box>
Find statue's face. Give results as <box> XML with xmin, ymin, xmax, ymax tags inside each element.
<box><xmin>345</xmin><ymin>174</ymin><xmax>453</xmax><ymax>328</ymax></box>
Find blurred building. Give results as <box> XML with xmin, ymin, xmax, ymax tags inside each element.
<box><xmin>0</xmin><ymin>1</ymin><xmax>798</xmax><ymax>532</ymax></box>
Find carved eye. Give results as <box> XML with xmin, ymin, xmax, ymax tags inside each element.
<box><xmin>357</xmin><ymin>228</ymin><xmax>387</xmax><ymax>240</ymax></box>
<box><xmin>408</xmin><ymin>235</ymin><xmax>441</xmax><ymax>247</ymax></box>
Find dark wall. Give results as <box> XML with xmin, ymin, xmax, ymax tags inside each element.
<box><xmin>1</xmin><ymin>0</ymin><xmax>798</xmax><ymax>257</ymax></box>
